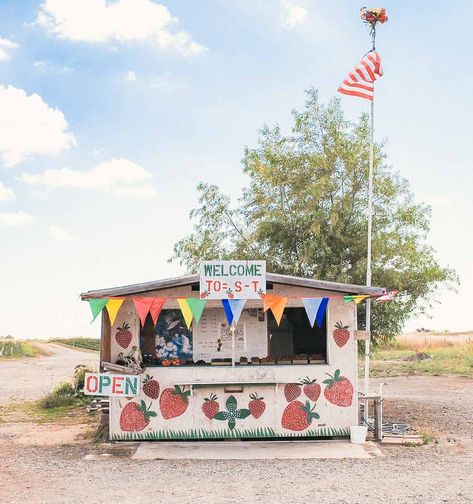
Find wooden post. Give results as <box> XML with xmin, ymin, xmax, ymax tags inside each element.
<box><xmin>100</xmin><ymin>309</ymin><xmax>111</xmax><ymax>371</ymax></box>
<box><xmin>374</xmin><ymin>398</ymin><xmax>383</xmax><ymax>441</ymax></box>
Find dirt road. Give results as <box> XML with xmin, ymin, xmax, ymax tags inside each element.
<box><xmin>1</xmin><ymin>375</ymin><xmax>472</xmax><ymax>504</ymax></box>
<box><xmin>0</xmin><ymin>343</ymin><xmax>99</xmax><ymax>403</ymax></box>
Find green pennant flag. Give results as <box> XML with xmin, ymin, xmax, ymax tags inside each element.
<box><xmin>88</xmin><ymin>298</ymin><xmax>109</xmax><ymax>323</ymax></box>
<box><xmin>186</xmin><ymin>298</ymin><xmax>207</xmax><ymax>325</ymax></box>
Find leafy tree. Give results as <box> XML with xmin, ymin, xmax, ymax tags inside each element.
<box><xmin>172</xmin><ymin>89</ymin><xmax>457</xmax><ymax>344</ymax></box>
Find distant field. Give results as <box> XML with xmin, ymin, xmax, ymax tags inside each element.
<box><xmin>50</xmin><ymin>338</ymin><xmax>100</xmax><ymax>352</ymax></box>
<box><xmin>0</xmin><ymin>339</ymin><xmax>43</xmax><ymax>359</ymax></box>
<box><xmin>367</xmin><ymin>332</ymin><xmax>473</xmax><ymax>377</ymax></box>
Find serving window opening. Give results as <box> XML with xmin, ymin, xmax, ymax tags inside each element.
<box><xmin>139</xmin><ymin>306</ymin><xmax>327</xmax><ymax>366</ymax></box>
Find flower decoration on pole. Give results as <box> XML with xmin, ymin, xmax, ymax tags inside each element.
<box><xmin>360</xmin><ymin>7</ymin><xmax>388</xmax><ymax>48</ymax></box>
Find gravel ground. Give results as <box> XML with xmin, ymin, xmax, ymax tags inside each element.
<box><xmin>1</xmin><ymin>375</ymin><xmax>472</xmax><ymax>504</ymax></box>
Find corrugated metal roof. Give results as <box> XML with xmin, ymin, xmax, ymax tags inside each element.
<box><xmin>80</xmin><ymin>272</ymin><xmax>384</xmax><ymax>299</ymax></box>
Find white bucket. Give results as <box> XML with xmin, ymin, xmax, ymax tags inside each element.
<box><xmin>350</xmin><ymin>425</ymin><xmax>368</xmax><ymax>444</ymax></box>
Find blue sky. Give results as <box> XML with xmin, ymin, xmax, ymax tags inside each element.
<box><xmin>0</xmin><ymin>0</ymin><xmax>471</xmax><ymax>339</ymax></box>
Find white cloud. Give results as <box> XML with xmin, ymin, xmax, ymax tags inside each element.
<box><xmin>280</xmin><ymin>0</ymin><xmax>307</xmax><ymax>30</ymax></box>
<box><xmin>0</xmin><ymin>86</ymin><xmax>76</xmax><ymax>167</ymax></box>
<box><xmin>0</xmin><ymin>211</ymin><xmax>34</xmax><ymax>227</ymax></box>
<box><xmin>0</xmin><ymin>181</ymin><xmax>15</xmax><ymax>201</ymax></box>
<box><xmin>123</xmin><ymin>70</ymin><xmax>137</xmax><ymax>82</ymax></box>
<box><xmin>49</xmin><ymin>225</ymin><xmax>73</xmax><ymax>241</ymax></box>
<box><xmin>35</xmin><ymin>0</ymin><xmax>206</xmax><ymax>57</ymax></box>
<box><xmin>0</xmin><ymin>37</ymin><xmax>18</xmax><ymax>61</ymax></box>
<box><xmin>21</xmin><ymin>158</ymin><xmax>158</xmax><ymax>199</ymax></box>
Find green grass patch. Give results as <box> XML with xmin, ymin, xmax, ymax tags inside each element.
<box><xmin>0</xmin><ymin>339</ymin><xmax>41</xmax><ymax>358</ymax></box>
<box><xmin>50</xmin><ymin>337</ymin><xmax>100</xmax><ymax>352</ymax></box>
<box><xmin>365</xmin><ymin>341</ymin><xmax>473</xmax><ymax>377</ymax></box>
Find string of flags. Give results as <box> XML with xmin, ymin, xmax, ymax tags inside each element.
<box><xmin>86</xmin><ymin>291</ymin><xmax>398</xmax><ymax>328</ymax></box>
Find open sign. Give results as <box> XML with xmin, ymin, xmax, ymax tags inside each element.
<box><xmin>84</xmin><ymin>373</ymin><xmax>140</xmax><ymax>397</ymax></box>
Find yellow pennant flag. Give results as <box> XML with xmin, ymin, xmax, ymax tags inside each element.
<box><xmin>354</xmin><ymin>295</ymin><xmax>369</xmax><ymax>304</ymax></box>
<box><xmin>177</xmin><ymin>298</ymin><xmax>193</xmax><ymax>329</ymax></box>
<box><xmin>263</xmin><ymin>295</ymin><xmax>288</xmax><ymax>326</ymax></box>
<box><xmin>106</xmin><ymin>298</ymin><xmax>125</xmax><ymax>326</ymax></box>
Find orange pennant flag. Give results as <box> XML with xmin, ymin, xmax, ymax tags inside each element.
<box><xmin>133</xmin><ymin>297</ymin><xmax>155</xmax><ymax>326</ymax></box>
<box><xmin>263</xmin><ymin>295</ymin><xmax>288</xmax><ymax>326</ymax></box>
<box><xmin>150</xmin><ymin>298</ymin><xmax>166</xmax><ymax>325</ymax></box>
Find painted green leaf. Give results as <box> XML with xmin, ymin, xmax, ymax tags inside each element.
<box><xmin>237</xmin><ymin>408</ymin><xmax>251</xmax><ymax>419</ymax></box>
<box><xmin>228</xmin><ymin>418</ymin><xmax>236</xmax><ymax>430</ymax></box>
<box><xmin>226</xmin><ymin>395</ymin><xmax>237</xmax><ymax>408</ymax></box>
<box><xmin>214</xmin><ymin>412</ymin><xmax>227</xmax><ymax>421</ymax></box>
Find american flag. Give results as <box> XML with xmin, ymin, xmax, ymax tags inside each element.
<box><xmin>338</xmin><ymin>51</ymin><xmax>383</xmax><ymax>101</ymax></box>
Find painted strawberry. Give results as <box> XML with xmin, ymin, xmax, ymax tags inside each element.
<box><xmin>202</xmin><ymin>393</ymin><xmax>219</xmax><ymax>419</ymax></box>
<box><xmin>333</xmin><ymin>321</ymin><xmax>350</xmax><ymax>347</ymax></box>
<box><xmin>119</xmin><ymin>400</ymin><xmax>157</xmax><ymax>432</ymax></box>
<box><xmin>142</xmin><ymin>375</ymin><xmax>160</xmax><ymax>399</ymax></box>
<box><xmin>323</xmin><ymin>369</ymin><xmax>353</xmax><ymax>407</ymax></box>
<box><xmin>301</xmin><ymin>377</ymin><xmax>321</xmax><ymax>402</ymax></box>
<box><xmin>115</xmin><ymin>322</ymin><xmax>132</xmax><ymax>349</ymax></box>
<box><xmin>226</xmin><ymin>288</ymin><xmax>234</xmax><ymax>299</ymax></box>
<box><xmin>248</xmin><ymin>393</ymin><xmax>266</xmax><ymax>419</ymax></box>
<box><xmin>281</xmin><ymin>400</ymin><xmax>319</xmax><ymax>431</ymax></box>
<box><xmin>258</xmin><ymin>289</ymin><xmax>265</xmax><ymax>299</ymax></box>
<box><xmin>200</xmin><ymin>291</ymin><xmax>209</xmax><ymax>299</ymax></box>
<box><xmin>284</xmin><ymin>383</ymin><xmax>301</xmax><ymax>402</ymax></box>
<box><xmin>159</xmin><ymin>385</ymin><xmax>191</xmax><ymax>419</ymax></box>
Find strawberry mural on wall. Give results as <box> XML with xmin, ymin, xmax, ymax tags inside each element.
<box><xmin>284</xmin><ymin>383</ymin><xmax>301</xmax><ymax>402</ymax></box>
<box><xmin>115</xmin><ymin>322</ymin><xmax>133</xmax><ymax>349</ymax></box>
<box><xmin>333</xmin><ymin>321</ymin><xmax>350</xmax><ymax>348</ymax></box>
<box><xmin>281</xmin><ymin>400</ymin><xmax>319</xmax><ymax>431</ymax></box>
<box><xmin>214</xmin><ymin>395</ymin><xmax>251</xmax><ymax>430</ymax></box>
<box><xmin>120</xmin><ymin>400</ymin><xmax>157</xmax><ymax>432</ymax></box>
<box><xmin>160</xmin><ymin>385</ymin><xmax>191</xmax><ymax>419</ymax></box>
<box><xmin>202</xmin><ymin>394</ymin><xmax>220</xmax><ymax>419</ymax></box>
<box><xmin>323</xmin><ymin>369</ymin><xmax>353</xmax><ymax>407</ymax></box>
<box><xmin>248</xmin><ymin>393</ymin><xmax>266</xmax><ymax>418</ymax></box>
<box><xmin>142</xmin><ymin>375</ymin><xmax>160</xmax><ymax>400</ymax></box>
<box><xmin>301</xmin><ymin>377</ymin><xmax>321</xmax><ymax>402</ymax></box>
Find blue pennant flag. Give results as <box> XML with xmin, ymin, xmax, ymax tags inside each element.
<box><xmin>221</xmin><ymin>299</ymin><xmax>234</xmax><ymax>325</ymax></box>
<box><xmin>302</xmin><ymin>298</ymin><xmax>329</xmax><ymax>328</ymax></box>
<box><xmin>227</xmin><ymin>299</ymin><xmax>246</xmax><ymax>325</ymax></box>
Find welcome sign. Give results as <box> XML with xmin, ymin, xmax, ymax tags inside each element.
<box><xmin>200</xmin><ymin>260</ymin><xmax>266</xmax><ymax>299</ymax></box>
<box><xmin>84</xmin><ymin>373</ymin><xmax>140</xmax><ymax>397</ymax></box>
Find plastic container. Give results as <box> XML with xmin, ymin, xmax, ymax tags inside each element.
<box><xmin>350</xmin><ymin>425</ymin><xmax>368</xmax><ymax>444</ymax></box>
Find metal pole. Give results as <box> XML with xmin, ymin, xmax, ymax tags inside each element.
<box><xmin>364</xmin><ymin>83</ymin><xmax>375</xmax><ymax>402</ymax></box>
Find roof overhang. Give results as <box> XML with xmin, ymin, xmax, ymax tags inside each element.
<box><xmin>80</xmin><ymin>272</ymin><xmax>385</xmax><ymax>299</ymax></box>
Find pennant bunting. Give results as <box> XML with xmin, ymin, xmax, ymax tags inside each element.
<box><xmin>301</xmin><ymin>298</ymin><xmax>329</xmax><ymax>328</ymax></box>
<box><xmin>105</xmin><ymin>298</ymin><xmax>124</xmax><ymax>326</ymax></box>
<box><xmin>149</xmin><ymin>298</ymin><xmax>166</xmax><ymax>325</ymax></box>
<box><xmin>132</xmin><ymin>297</ymin><xmax>155</xmax><ymax>326</ymax></box>
<box><xmin>263</xmin><ymin>295</ymin><xmax>288</xmax><ymax>326</ymax></box>
<box><xmin>227</xmin><ymin>299</ymin><xmax>247</xmax><ymax>325</ymax></box>
<box><xmin>315</xmin><ymin>297</ymin><xmax>329</xmax><ymax>328</ymax></box>
<box><xmin>375</xmin><ymin>290</ymin><xmax>399</xmax><ymax>303</ymax></box>
<box><xmin>88</xmin><ymin>298</ymin><xmax>109</xmax><ymax>323</ymax></box>
<box><xmin>221</xmin><ymin>299</ymin><xmax>234</xmax><ymax>325</ymax></box>
<box><xmin>187</xmin><ymin>298</ymin><xmax>207</xmax><ymax>324</ymax></box>
<box><xmin>343</xmin><ymin>295</ymin><xmax>370</xmax><ymax>304</ymax></box>
<box><xmin>177</xmin><ymin>298</ymin><xmax>193</xmax><ymax>329</ymax></box>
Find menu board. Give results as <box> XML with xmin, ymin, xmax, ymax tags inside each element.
<box><xmin>193</xmin><ymin>308</ymin><xmax>268</xmax><ymax>361</ymax></box>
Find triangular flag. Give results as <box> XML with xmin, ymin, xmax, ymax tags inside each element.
<box><xmin>187</xmin><ymin>298</ymin><xmax>207</xmax><ymax>324</ymax></box>
<box><xmin>227</xmin><ymin>299</ymin><xmax>246</xmax><ymax>325</ymax></box>
<box><xmin>302</xmin><ymin>298</ymin><xmax>323</xmax><ymax>327</ymax></box>
<box><xmin>150</xmin><ymin>298</ymin><xmax>166</xmax><ymax>325</ymax></box>
<box><xmin>133</xmin><ymin>297</ymin><xmax>155</xmax><ymax>326</ymax></box>
<box><xmin>221</xmin><ymin>299</ymin><xmax>234</xmax><ymax>325</ymax></box>
<box><xmin>344</xmin><ymin>295</ymin><xmax>369</xmax><ymax>304</ymax></box>
<box><xmin>375</xmin><ymin>290</ymin><xmax>399</xmax><ymax>303</ymax></box>
<box><xmin>263</xmin><ymin>295</ymin><xmax>288</xmax><ymax>326</ymax></box>
<box><xmin>88</xmin><ymin>298</ymin><xmax>108</xmax><ymax>323</ymax></box>
<box><xmin>315</xmin><ymin>297</ymin><xmax>329</xmax><ymax>328</ymax></box>
<box><xmin>177</xmin><ymin>298</ymin><xmax>193</xmax><ymax>329</ymax></box>
<box><xmin>106</xmin><ymin>298</ymin><xmax>124</xmax><ymax>326</ymax></box>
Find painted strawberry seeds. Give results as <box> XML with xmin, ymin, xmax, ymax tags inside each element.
<box><xmin>284</xmin><ymin>383</ymin><xmax>301</xmax><ymax>402</ymax></box>
<box><xmin>214</xmin><ymin>395</ymin><xmax>250</xmax><ymax>430</ymax></box>
<box><xmin>202</xmin><ymin>393</ymin><xmax>220</xmax><ymax>419</ymax></box>
<box><xmin>159</xmin><ymin>385</ymin><xmax>191</xmax><ymax>419</ymax></box>
<box><xmin>333</xmin><ymin>321</ymin><xmax>350</xmax><ymax>347</ymax></box>
<box><xmin>281</xmin><ymin>400</ymin><xmax>319</xmax><ymax>431</ymax></box>
<box><xmin>115</xmin><ymin>322</ymin><xmax>132</xmax><ymax>349</ymax></box>
<box><xmin>300</xmin><ymin>377</ymin><xmax>321</xmax><ymax>402</ymax></box>
<box><xmin>142</xmin><ymin>375</ymin><xmax>160</xmax><ymax>399</ymax></box>
<box><xmin>119</xmin><ymin>400</ymin><xmax>157</xmax><ymax>432</ymax></box>
<box><xmin>323</xmin><ymin>369</ymin><xmax>353</xmax><ymax>407</ymax></box>
<box><xmin>248</xmin><ymin>393</ymin><xmax>266</xmax><ymax>419</ymax></box>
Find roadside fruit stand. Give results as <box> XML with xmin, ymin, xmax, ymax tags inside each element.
<box><xmin>81</xmin><ymin>261</ymin><xmax>384</xmax><ymax>441</ymax></box>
